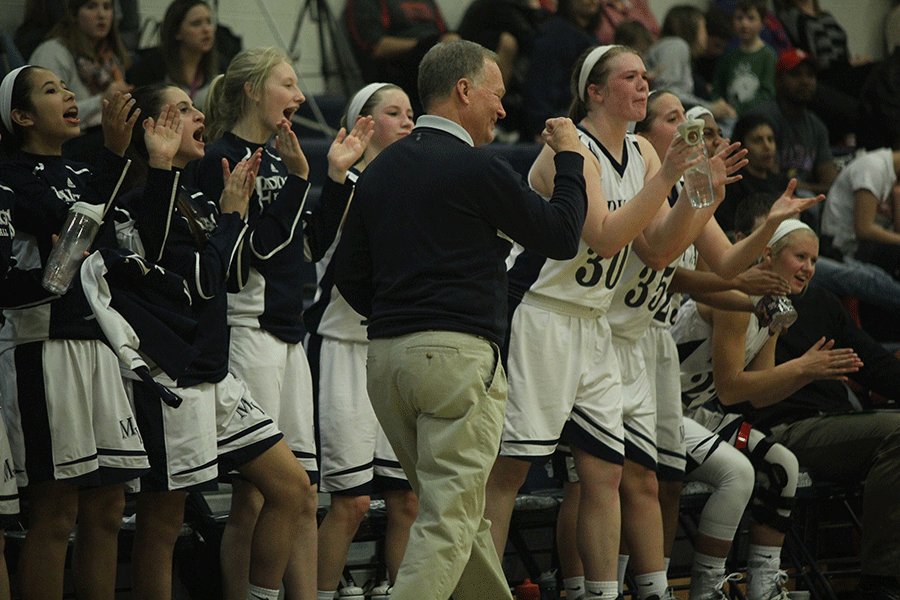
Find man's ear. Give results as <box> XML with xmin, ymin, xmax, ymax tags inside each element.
<box><xmin>455</xmin><ymin>78</ymin><xmax>471</xmax><ymax>105</ymax></box>
<box><xmin>10</xmin><ymin>108</ymin><xmax>33</xmax><ymax>128</ymax></box>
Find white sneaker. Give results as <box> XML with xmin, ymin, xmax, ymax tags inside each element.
<box><xmin>755</xmin><ymin>570</ymin><xmax>791</xmax><ymax>600</ymax></box>
<box><xmin>691</xmin><ymin>572</ymin><xmax>743</xmax><ymax>600</ymax></box>
<box><xmin>370</xmin><ymin>582</ymin><xmax>392</xmax><ymax>599</ymax></box>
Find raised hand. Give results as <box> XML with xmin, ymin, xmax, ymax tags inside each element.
<box><xmin>102</xmin><ymin>91</ymin><xmax>139</xmax><ymax>157</ymax></box>
<box><xmin>542</xmin><ymin>117</ymin><xmax>581</xmax><ymax>154</ymax></box>
<box><xmin>660</xmin><ymin>134</ymin><xmax>702</xmax><ymax>186</ymax></box>
<box><xmin>220</xmin><ymin>148</ymin><xmax>262</xmax><ymax>218</ymax></box>
<box><xmin>734</xmin><ymin>263</ymin><xmax>791</xmax><ymax>296</ymax></box>
<box><xmin>327</xmin><ymin>116</ymin><xmax>374</xmax><ymax>182</ymax></box>
<box><xmin>709</xmin><ymin>141</ymin><xmax>748</xmax><ymax>202</ymax></box>
<box><xmin>144</xmin><ymin>104</ymin><xmax>183</xmax><ymax>170</ymax></box>
<box><xmin>274</xmin><ymin>118</ymin><xmax>309</xmax><ymax>179</ymax></box>
<box><xmin>798</xmin><ymin>337</ymin><xmax>863</xmax><ymax>382</ymax></box>
<box><xmin>765</xmin><ymin>179</ymin><xmax>825</xmax><ymax>225</ymax></box>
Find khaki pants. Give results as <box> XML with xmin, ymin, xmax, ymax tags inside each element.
<box><xmin>367</xmin><ymin>331</ymin><xmax>513</xmax><ymax>600</ymax></box>
<box><xmin>771</xmin><ymin>411</ymin><xmax>900</xmax><ymax>576</ymax></box>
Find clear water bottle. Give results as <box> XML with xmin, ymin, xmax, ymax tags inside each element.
<box><xmin>677</xmin><ymin>118</ymin><xmax>716</xmax><ymax>209</ymax></box>
<box><xmin>42</xmin><ymin>201</ymin><xmax>104</xmax><ymax>295</ymax></box>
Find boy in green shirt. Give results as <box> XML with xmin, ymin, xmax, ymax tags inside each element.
<box><xmin>712</xmin><ymin>0</ymin><xmax>776</xmax><ymax>115</ymax></box>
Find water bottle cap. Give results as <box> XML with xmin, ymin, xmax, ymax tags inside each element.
<box><xmin>676</xmin><ymin>118</ymin><xmax>705</xmax><ymax>145</ymax></box>
<box><xmin>70</xmin><ymin>201</ymin><xmax>104</xmax><ymax>223</ymax></box>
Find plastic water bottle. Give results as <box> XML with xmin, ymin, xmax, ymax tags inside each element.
<box><xmin>677</xmin><ymin>118</ymin><xmax>716</xmax><ymax>209</ymax></box>
<box><xmin>42</xmin><ymin>201</ymin><xmax>104</xmax><ymax>295</ymax></box>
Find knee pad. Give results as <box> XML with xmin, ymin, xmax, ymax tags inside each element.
<box><xmin>747</xmin><ymin>436</ymin><xmax>796</xmax><ymax>533</ymax></box>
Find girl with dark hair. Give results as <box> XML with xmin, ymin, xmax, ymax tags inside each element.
<box><xmin>121</xmin><ymin>82</ymin><xmax>324</xmax><ymax>600</ymax></box>
<box><xmin>0</xmin><ymin>64</ymin><xmax>147</xmax><ymax>600</ymax></box>
<box><xmin>128</xmin><ymin>0</ymin><xmax>222</xmax><ymax>109</ymax></box>
<box><xmin>29</xmin><ymin>0</ymin><xmax>132</xmax><ymax>131</ymax></box>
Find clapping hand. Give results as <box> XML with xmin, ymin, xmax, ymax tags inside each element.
<box><xmin>275</xmin><ymin>118</ymin><xmax>309</xmax><ymax>179</ymax></box>
<box><xmin>144</xmin><ymin>104</ymin><xmax>183</xmax><ymax>170</ymax></box>
<box><xmin>327</xmin><ymin>116</ymin><xmax>375</xmax><ymax>183</ymax></box>
<box><xmin>102</xmin><ymin>91</ymin><xmax>140</xmax><ymax>157</ymax></box>
<box><xmin>220</xmin><ymin>148</ymin><xmax>262</xmax><ymax>219</ymax></box>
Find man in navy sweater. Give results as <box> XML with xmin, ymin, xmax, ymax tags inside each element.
<box><xmin>335</xmin><ymin>39</ymin><xmax>588</xmax><ymax>600</ymax></box>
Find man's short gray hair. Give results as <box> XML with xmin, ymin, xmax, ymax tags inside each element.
<box><xmin>418</xmin><ymin>40</ymin><xmax>499</xmax><ymax>112</ymax></box>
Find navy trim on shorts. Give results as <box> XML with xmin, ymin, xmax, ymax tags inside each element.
<box><xmin>332</xmin><ymin>480</ymin><xmax>374</xmax><ymax>496</ymax></box>
<box><xmin>562</xmin><ymin>420</ymin><xmax>625</xmax><ymax>466</ymax></box>
<box><xmin>373</xmin><ymin>474</ymin><xmax>412</xmax><ymax>493</ymax></box>
<box><xmin>624</xmin><ymin>438</ymin><xmax>658</xmax><ymax>472</ymax></box>
<box><xmin>218</xmin><ymin>433</ymin><xmax>282</xmax><ymax>475</ymax></box>
<box><xmin>657</xmin><ymin>463</ymin><xmax>685</xmax><ymax>482</ymax></box>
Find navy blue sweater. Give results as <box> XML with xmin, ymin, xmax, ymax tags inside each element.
<box><xmin>334</xmin><ymin>121</ymin><xmax>587</xmax><ymax>346</ymax></box>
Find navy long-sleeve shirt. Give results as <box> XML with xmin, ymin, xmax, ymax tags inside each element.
<box><xmin>334</xmin><ymin>116</ymin><xmax>587</xmax><ymax>347</ymax></box>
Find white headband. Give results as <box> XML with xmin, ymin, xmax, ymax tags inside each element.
<box><xmin>1</xmin><ymin>66</ymin><xmax>31</xmax><ymax>134</ymax></box>
<box><xmin>685</xmin><ymin>105</ymin><xmax>714</xmax><ymax>121</ymax></box>
<box><xmin>578</xmin><ymin>45</ymin><xmax>616</xmax><ymax>102</ymax></box>
<box><xmin>347</xmin><ymin>82</ymin><xmax>391</xmax><ymax>127</ymax></box>
<box><xmin>769</xmin><ymin>218</ymin><xmax>814</xmax><ymax>247</ymax></box>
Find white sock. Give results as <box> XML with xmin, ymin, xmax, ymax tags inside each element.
<box><xmin>585</xmin><ymin>580</ymin><xmax>619</xmax><ymax>599</ymax></box>
<box><xmin>690</xmin><ymin>554</ymin><xmax>728</xmax><ymax>600</ymax></box>
<box><xmin>693</xmin><ymin>552</ymin><xmax>727</xmax><ymax>574</ymax></box>
<box><xmin>618</xmin><ymin>555</ymin><xmax>630</xmax><ymax>593</ymax></box>
<box><xmin>318</xmin><ymin>591</ymin><xmax>337</xmax><ymax>600</ymax></box>
<box><xmin>247</xmin><ymin>584</ymin><xmax>280</xmax><ymax>600</ymax></box>
<box><xmin>747</xmin><ymin>545</ymin><xmax>783</xmax><ymax>600</ymax></box>
<box><xmin>634</xmin><ymin>571</ymin><xmax>668</xmax><ymax>600</ymax></box>
<box><xmin>565</xmin><ymin>576</ymin><xmax>586</xmax><ymax>599</ymax></box>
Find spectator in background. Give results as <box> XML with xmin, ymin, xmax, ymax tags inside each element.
<box><xmin>29</xmin><ymin>0</ymin><xmax>132</xmax><ymax>151</ymax></box>
<box><xmin>522</xmin><ymin>0</ymin><xmax>601</xmax><ymax>142</ymax></box>
<box><xmin>458</xmin><ymin>0</ymin><xmax>551</xmax><ymax>87</ymax></box>
<box><xmin>695</xmin><ymin>7</ymin><xmax>732</xmax><ymax>93</ymax></box>
<box><xmin>128</xmin><ymin>0</ymin><xmax>224</xmax><ymax>110</ymax></box>
<box><xmin>644</xmin><ymin>5</ymin><xmax>736</xmax><ymax>121</ymax></box>
<box><xmin>720</xmin><ymin>113</ymin><xmax>788</xmax><ymax>233</ymax></box>
<box><xmin>749</xmin><ymin>49</ymin><xmax>837</xmax><ymax>196</ymax></box>
<box><xmin>614</xmin><ymin>20</ymin><xmax>654</xmax><ymax>56</ymax></box>
<box><xmin>15</xmin><ymin>0</ymin><xmax>140</xmax><ymax>63</ymax></box>
<box><xmin>594</xmin><ymin>0</ymin><xmax>659</xmax><ymax>45</ymax></box>
<box><xmin>716</xmin><ymin>0</ymin><xmax>793</xmax><ymax>55</ymax></box>
<box><xmin>458</xmin><ymin>0</ymin><xmax>552</xmax><ymax>139</ymax></box>
<box><xmin>14</xmin><ymin>0</ymin><xmax>67</xmax><ymax>63</ymax></box>
<box><xmin>344</xmin><ymin>0</ymin><xmax>458</xmax><ymax>114</ymax></box>
<box><xmin>774</xmin><ymin>0</ymin><xmax>867</xmax><ymax>145</ymax></box>
<box><xmin>820</xmin><ymin>148</ymin><xmax>900</xmax><ymax>281</ymax></box>
<box><xmin>711</xmin><ymin>0</ymin><xmax>775</xmax><ymax>116</ymax></box>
